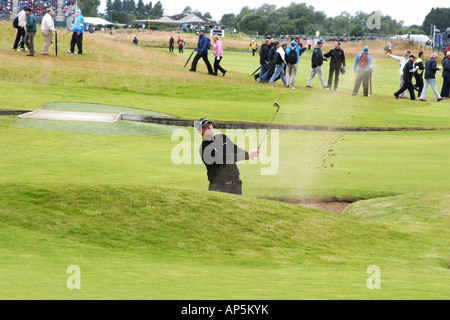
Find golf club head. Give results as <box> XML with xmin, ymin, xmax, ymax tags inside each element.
<box><xmin>273</xmin><ymin>101</ymin><xmax>280</xmax><ymax>110</ymax></box>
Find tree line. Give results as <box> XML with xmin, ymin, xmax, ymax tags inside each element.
<box><xmin>221</xmin><ymin>4</ymin><xmax>449</xmax><ymax>37</ymax></box>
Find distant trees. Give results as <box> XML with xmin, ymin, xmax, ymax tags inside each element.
<box><xmin>106</xmin><ymin>0</ymin><xmax>165</xmax><ymax>23</ymax></box>
<box><xmin>78</xmin><ymin>0</ymin><xmax>101</xmax><ymax>17</ymax></box>
<box><xmin>422</xmin><ymin>8</ymin><xmax>450</xmax><ymax>34</ymax></box>
<box><xmin>221</xmin><ymin>3</ymin><xmax>406</xmax><ymax>36</ymax></box>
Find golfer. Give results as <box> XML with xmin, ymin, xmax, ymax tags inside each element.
<box><xmin>197</xmin><ymin>118</ymin><xmax>259</xmax><ymax>195</ymax></box>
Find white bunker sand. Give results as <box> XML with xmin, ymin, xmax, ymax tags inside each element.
<box><xmin>19</xmin><ymin>109</ymin><xmax>122</xmax><ymax>123</ymax></box>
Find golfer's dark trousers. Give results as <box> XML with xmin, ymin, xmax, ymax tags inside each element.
<box><xmin>395</xmin><ymin>81</ymin><xmax>416</xmax><ymax>100</ymax></box>
<box><xmin>13</xmin><ymin>27</ymin><xmax>26</xmax><ymax>50</ymax></box>
<box><xmin>327</xmin><ymin>67</ymin><xmax>341</xmax><ymax>90</ymax></box>
<box><xmin>208</xmin><ymin>180</ymin><xmax>242</xmax><ymax>195</ymax></box>
<box><xmin>353</xmin><ymin>71</ymin><xmax>370</xmax><ymax>96</ymax></box>
<box><xmin>169</xmin><ymin>44</ymin><xmax>174</xmax><ymax>52</ymax></box>
<box><xmin>441</xmin><ymin>77</ymin><xmax>450</xmax><ymax>98</ymax></box>
<box><xmin>179</xmin><ymin>46</ymin><xmax>183</xmax><ymax>53</ymax></box>
<box><xmin>414</xmin><ymin>73</ymin><xmax>424</xmax><ymax>96</ymax></box>
<box><xmin>190</xmin><ymin>52</ymin><xmax>214</xmax><ymax>74</ymax></box>
<box><xmin>70</xmin><ymin>33</ymin><xmax>83</xmax><ymax>54</ymax></box>
<box><xmin>213</xmin><ymin>57</ymin><xmax>226</xmax><ymax>75</ymax></box>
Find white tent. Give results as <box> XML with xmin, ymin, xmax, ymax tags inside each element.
<box><xmin>84</xmin><ymin>17</ymin><xmax>114</xmax><ymax>26</ymax></box>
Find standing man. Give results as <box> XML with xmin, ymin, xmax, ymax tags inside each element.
<box><xmin>441</xmin><ymin>51</ymin><xmax>450</xmax><ymax>98</ymax></box>
<box><xmin>249</xmin><ymin>40</ymin><xmax>258</xmax><ymax>56</ymax></box>
<box><xmin>13</xmin><ymin>5</ymin><xmax>27</xmax><ymax>52</ymax></box>
<box><xmin>189</xmin><ymin>31</ymin><xmax>214</xmax><ymax>75</ymax></box>
<box><xmin>306</xmin><ymin>40</ymin><xmax>328</xmax><ymax>89</ymax></box>
<box><xmin>257</xmin><ymin>38</ymin><xmax>272</xmax><ymax>83</ymax></box>
<box><xmin>418</xmin><ymin>53</ymin><xmax>444</xmax><ymax>102</ymax></box>
<box><xmin>169</xmin><ymin>36</ymin><xmax>174</xmax><ymax>52</ymax></box>
<box><xmin>414</xmin><ymin>51</ymin><xmax>425</xmax><ymax>97</ymax></box>
<box><xmin>177</xmin><ymin>37</ymin><xmax>184</xmax><ymax>53</ymax></box>
<box><xmin>269</xmin><ymin>43</ymin><xmax>287</xmax><ymax>86</ymax></box>
<box><xmin>352</xmin><ymin>46</ymin><xmax>373</xmax><ymax>97</ymax></box>
<box><xmin>324</xmin><ymin>41</ymin><xmax>346</xmax><ymax>91</ymax></box>
<box><xmin>197</xmin><ymin>118</ymin><xmax>259</xmax><ymax>195</ymax></box>
<box><xmin>23</xmin><ymin>8</ymin><xmax>37</xmax><ymax>57</ymax></box>
<box><xmin>68</xmin><ymin>9</ymin><xmax>84</xmax><ymax>55</ymax></box>
<box><xmin>285</xmin><ymin>40</ymin><xmax>306</xmax><ymax>89</ymax></box>
<box><xmin>41</xmin><ymin>8</ymin><xmax>55</xmax><ymax>56</ymax></box>
<box><xmin>387</xmin><ymin>50</ymin><xmax>411</xmax><ymax>98</ymax></box>
<box><xmin>394</xmin><ymin>55</ymin><xmax>418</xmax><ymax>100</ymax></box>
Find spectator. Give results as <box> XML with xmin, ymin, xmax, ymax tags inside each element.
<box><xmin>307</xmin><ymin>38</ymin><xmax>312</xmax><ymax>50</ymax></box>
<box><xmin>414</xmin><ymin>51</ymin><xmax>425</xmax><ymax>96</ymax></box>
<box><xmin>24</xmin><ymin>7</ymin><xmax>36</xmax><ymax>57</ymax></box>
<box><xmin>441</xmin><ymin>51</ymin><xmax>450</xmax><ymax>98</ymax></box>
<box><xmin>133</xmin><ymin>35</ymin><xmax>138</xmax><ymax>45</ymax></box>
<box><xmin>189</xmin><ymin>31</ymin><xmax>214</xmax><ymax>75</ymax></box>
<box><xmin>352</xmin><ymin>46</ymin><xmax>373</xmax><ymax>97</ymax></box>
<box><xmin>418</xmin><ymin>53</ymin><xmax>444</xmax><ymax>102</ymax></box>
<box><xmin>13</xmin><ymin>5</ymin><xmax>27</xmax><ymax>51</ymax></box>
<box><xmin>212</xmin><ymin>35</ymin><xmax>226</xmax><ymax>76</ymax></box>
<box><xmin>306</xmin><ymin>39</ymin><xmax>328</xmax><ymax>89</ymax></box>
<box><xmin>169</xmin><ymin>36</ymin><xmax>174</xmax><ymax>52</ymax></box>
<box><xmin>41</xmin><ymin>8</ymin><xmax>55</xmax><ymax>55</ymax></box>
<box><xmin>387</xmin><ymin>50</ymin><xmax>411</xmax><ymax>98</ymax></box>
<box><xmin>68</xmin><ymin>9</ymin><xmax>84</xmax><ymax>54</ymax></box>
<box><xmin>177</xmin><ymin>37</ymin><xmax>184</xmax><ymax>53</ymax></box>
<box><xmin>257</xmin><ymin>38</ymin><xmax>271</xmax><ymax>83</ymax></box>
<box><xmin>394</xmin><ymin>55</ymin><xmax>418</xmax><ymax>100</ymax></box>
<box><xmin>269</xmin><ymin>42</ymin><xmax>287</xmax><ymax>86</ymax></box>
<box><xmin>260</xmin><ymin>40</ymin><xmax>277</xmax><ymax>83</ymax></box>
<box><xmin>285</xmin><ymin>40</ymin><xmax>306</xmax><ymax>89</ymax></box>
<box><xmin>249</xmin><ymin>40</ymin><xmax>258</xmax><ymax>56</ymax></box>
<box><xmin>324</xmin><ymin>41</ymin><xmax>346</xmax><ymax>91</ymax></box>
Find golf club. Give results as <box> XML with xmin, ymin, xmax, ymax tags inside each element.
<box><xmin>183</xmin><ymin>50</ymin><xmax>195</xmax><ymax>69</ymax></box>
<box><xmin>258</xmin><ymin>101</ymin><xmax>280</xmax><ymax>150</ymax></box>
<box><xmin>55</xmin><ymin>30</ymin><xmax>58</xmax><ymax>56</ymax></box>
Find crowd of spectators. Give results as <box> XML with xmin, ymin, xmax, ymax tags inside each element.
<box><xmin>0</xmin><ymin>0</ymin><xmax>12</xmax><ymax>17</ymax></box>
<box><xmin>0</xmin><ymin>0</ymin><xmax>76</xmax><ymax>18</ymax></box>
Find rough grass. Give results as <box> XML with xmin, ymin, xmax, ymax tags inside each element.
<box><xmin>0</xmin><ymin>184</ymin><xmax>448</xmax><ymax>299</ymax></box>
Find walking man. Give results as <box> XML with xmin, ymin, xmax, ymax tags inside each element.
<box><xmin>352</xmin><ymin>46</ymin><xmax>373</xmax><ymax>97</ymax></box>
<box><xmin>285</xmin><ymin>40</ymin><xmax>306</xmax><ymax>89</ymax></box>
<box><xmin>189</xmin><ymin>31</ymin><xmax>214</xmax><ymax>74</ymax></box>
<box><xmin>68</xmin><ymin>9</ymin><xmax>84</xmax><ymax>54</ymax></box>
<box><xmin>269</xmin><ymin>43</ymin><xmax>287</xmax><ymax>86</ymax></box>
<box><xmin>441</xmin><ymin>51</ymin><xmax>450</xmax><ymax>98</ymax></box>
<box><xmin>414</xmin><ymin>51</ymin><xmax>425</xmax><ymax>96</ymax></box>
<box><xmin>394</xmin><ymin>55</ymin><xmax>418</xmax><ymax>100</ymax></box>
<box><xmin>41</xmin><ymin>8</ymin><xmax>55</xmax><ymax>56</ymax></box>
<box><xmin>419</xmin><ymin>53</ymin><xmax>445</xmax><ymax>102</ymax></box>
<box><xmin>197</xmin><ymin>118</ymin><xmax>259</xmax><ymax>195</ymax></box>
<box><xmin>257</xmin><ymin>38</ymin><xmax>272</xmax><ymax>83</ymax></box>
<box><xmin>324</xmin><ymin>41</ymin><xmax>346</xmax><ymax>91</ymax></box>
<box><xmin>306</xmin><ymin>40</ymin><xmax>328</xmax><ymax>88</ymax></box>
<box><xmin>23</xmin><ymin>8</ymin><xmax>37</xmax><ymax>57</ymax></box>
<box><xmin>178</xmin><ymin>37</ymin><xmax>184</xmax><ymax>53</ymax></box>
<box><xmin>387</xmin><ymin>50</ymin><xmax>411</xmax><ymax>98</ymax></box>
<box><xmin>13</xmin><ymin>5</ymin><xmax>27</xmax><ymax>51</ymax></box>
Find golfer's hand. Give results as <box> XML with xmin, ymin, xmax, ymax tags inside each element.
<box><xmin>249</xmin><ymin>149</ymin><xmax>259</xmax><ymax>159</ymax></box>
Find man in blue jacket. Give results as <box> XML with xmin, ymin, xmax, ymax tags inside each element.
<box><xmin>352</xmin><ymin>46</ymin><xmax>373</xmax><ymax>97</ymax></box>
<box><xmin>189</xmin><ymin>31</ymin><xmax>214</xmax><ymax>74</ymax></box>
<box><xmin>285</xmin><ymin>40</ymin><xmax>306</xmax><ymax>89</ymax></box>
<box><xmin>68</xmin><ymin>9</ymin><xmax>84</xmax><ymax>54</ymax></box>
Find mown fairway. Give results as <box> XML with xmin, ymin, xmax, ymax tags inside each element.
<box><xmin>0</xmin><ymin>23</ymin><xmax>449</xmax><ymax>299</ymax></box>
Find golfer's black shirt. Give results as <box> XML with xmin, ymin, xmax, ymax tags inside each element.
<box><xmin>200</xmin><ymin>134</ymin><xmax>249</xmax><ymax>184</ymax></box>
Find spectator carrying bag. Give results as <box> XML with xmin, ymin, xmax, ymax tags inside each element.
<box><xmin>13</xmin><ymin>16</ymin><xmax>19</xmax><ymax>29</ymax></box>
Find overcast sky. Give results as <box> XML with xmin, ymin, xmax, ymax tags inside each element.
<box><xmin>99</xmin><ymin>0</ymin><xmax>448</xmax><ymax>27</ymax></box>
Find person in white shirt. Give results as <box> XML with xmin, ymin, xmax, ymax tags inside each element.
<box><xmin>387</xmin><ymin>50</ymin><xmax>411</xmax><ymax>98</ymax></box>
<box><xmin>41</xmin><ymin>8</ymin><xmax>55</xmax><ymax>55</ymax></box>
<box><xmin>13</xmin><ymin>6</ymin><xmax>28</xmax><ymax>51</ymax></box>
